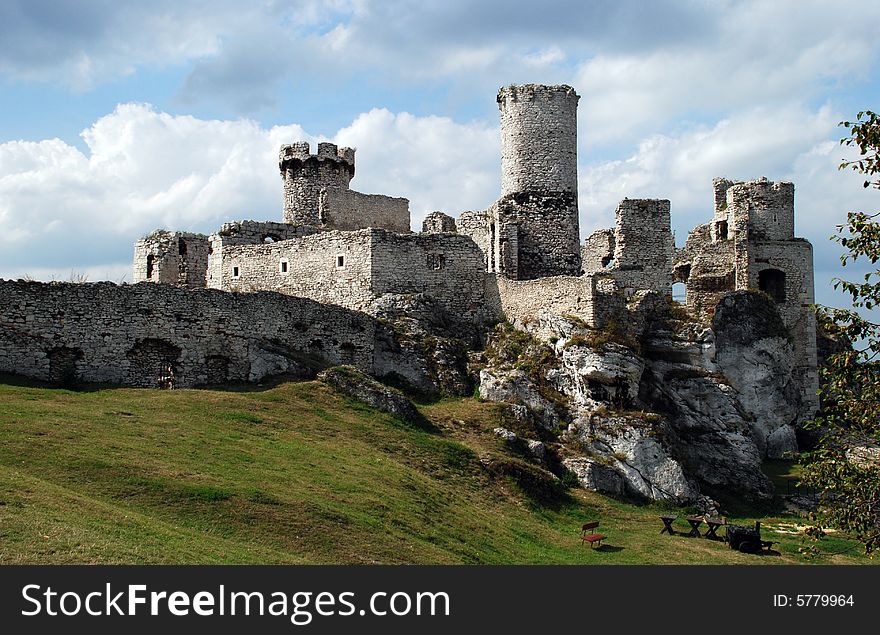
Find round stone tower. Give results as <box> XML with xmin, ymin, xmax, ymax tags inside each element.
<box><xmin>279</xmin><ymin>141</ymin><xmax>355</xmax><ymax>226</ymax></box>
<box><xmin>493</xmin><ymin>84</ymin><xmax>581</xmax><ymax>279</ymax></box>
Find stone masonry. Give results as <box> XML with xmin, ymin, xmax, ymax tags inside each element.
<box><xmin>1</xmin><ymin>83</ymin><xmax>821</xmax><ymax>427</ymax></box>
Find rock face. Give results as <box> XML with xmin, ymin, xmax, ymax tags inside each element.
<box><xmin>318</xmin><ymin>366</ymin><xmax>424</xmax><ymax>427</ymax></box>
<box><xmin>476</xmin><ymin>293</ymin><xmax>793</xmax><ymax>505</ymax></box>
<box><xmin>712</xmin><ymin>291</ymin><xmax>800</xmax><ymax>458</ymax></box>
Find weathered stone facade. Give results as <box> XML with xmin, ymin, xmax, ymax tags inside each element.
<box><xmin>0</xmin><ymin>280</ymin><xmax>376</xmax><ymax>387</ymax></box>
<box><xmin>133</xmin><ymin>231</ymin><xmax>210</xmax><ymax>288</ymax></box>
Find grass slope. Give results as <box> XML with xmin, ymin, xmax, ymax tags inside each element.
<box><xmin>0</xmin><ymin>375</ymin><xmax>872</xmax><ymax>564</ymax></box>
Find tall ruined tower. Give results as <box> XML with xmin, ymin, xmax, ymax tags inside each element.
<box><xmin>279</xmin><ymin>141</ymin><xmax>355</xmax><ymax>226</ymax></box>
<box><xmin>490</xmin><ymin>84</ymin><xmax>581</xmax><ymax>279</ymax></box>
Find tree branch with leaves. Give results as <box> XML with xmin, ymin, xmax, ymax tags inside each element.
<box><xmin>800</xmin><ymin>111</ymin><xmax>880</xmax><ymax>555</ymax></box>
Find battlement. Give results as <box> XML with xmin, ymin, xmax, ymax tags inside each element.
<box><xmin>278</xmin><ymin>141</ymin><xmax>355</xmax><ymax>175</ymax></box>
<box><xmin>496</xmin><ymin>83</ymin><xmax>579</xmax><ymax>106</ymax></box>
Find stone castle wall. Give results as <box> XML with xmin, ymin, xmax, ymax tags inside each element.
<box><xmin>133</xmin><ymin>231</ymin><xmax>209</xmax><ymax>288</ymax></box>
<box><xmin>218</xmin><ymin>230</ymin><xmax>375</xmax><ymax>310</ymax></box>
<box><xmin>369</xmin><ymin>231</ymin><xmax>491</xmax><ymax>323</ymax></box>
<box><xmin>612</xmin><ymin>199</ymin><xmax>674</xmax><ymax>295</ymax></box>
<box><xmin>206</xmin><ymin>221</ymin><xmax>319</xmax><ymax>289</ymax></box>
<box><xmin>581</xmin><ymin>229</ymin><xmax>615</xmax><ymax>276</ymax></box>
<box><xmin>491</xmin><ymin>274</ymin><xmax>596</xmax><ymax>325</ymax></box>
<box><xmin>320</xmin><ymin>186</ymin><xmax>410</xmax><ymax>233</ymax></box>
<box><xmin>0</xmin><ymin>280</ymin><xmax>376</xmax><ymax>387</ymax></box>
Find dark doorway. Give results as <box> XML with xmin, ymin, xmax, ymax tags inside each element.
<box><xmin>758</xmin><ymin>268</ymin><xmax>786</xmax><ymax>303</ymax></box>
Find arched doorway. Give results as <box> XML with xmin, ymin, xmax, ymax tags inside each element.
<box><xmin>758</xmin><ymin>268</ymin><xmax>786</xmax><ymax>303</ymax></box>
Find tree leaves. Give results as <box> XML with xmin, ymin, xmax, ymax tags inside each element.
<box><xmin>801</xmin><ymin>112</ymin><xmax>880</xmax><ymax>556</ymax></box>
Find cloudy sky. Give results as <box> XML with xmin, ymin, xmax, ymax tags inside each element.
<box><xmin>1</xmin><ymin>0</ymin><xmax>878</xmax><ymax>309</ymax></box>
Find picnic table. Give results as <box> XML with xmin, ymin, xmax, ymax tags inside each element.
<box><xmin>659</xmin><ymin>515</ymin><xmax>677</xmax><ymax>535</ymax></box>
<box><xmin>685</xmin><ymin>515</ymin><xmax>703</xmax><ymax>537</ymax></box>
<box><xmin>704</xmin><ymin>517</ymin><xmax>727</xmax><ymax>540</ymax></box>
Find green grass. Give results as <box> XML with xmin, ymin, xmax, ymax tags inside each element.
<box><xmin>0</xmin><ymin>375</ymin><xmax>873</xmax><ymax>565</ymax></box>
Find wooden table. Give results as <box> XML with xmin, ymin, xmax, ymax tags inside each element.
<box><xmin>660</xmin><ymin>515</ymin><xmax>677</xmax><ymax>535</ymax></box>
<box><xmin>704</xmin><ymin>517</ymin><xmax>727</xmax><ymax>540</ymax></box>
<box><xmin>685</xmin><ymin>515</ymin><xmax>704</xmax><ymax>537</ymax></box>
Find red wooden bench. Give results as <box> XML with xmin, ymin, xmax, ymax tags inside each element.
<box><xmin>581</xmin><ymin>521</ymin><xmax>607</xmax><ymax>548</ymax></box>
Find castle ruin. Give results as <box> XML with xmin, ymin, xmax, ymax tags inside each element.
<box><xmin>2</xmin><ymin>83</ymin><xmax>819</xmax><ymax>422</ymax></box>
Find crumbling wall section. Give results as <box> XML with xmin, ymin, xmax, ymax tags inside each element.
<box><xmin>581</xmin><ymin>228</ymin><xmax>615</xmax><ymax>276</ymax></box>
<box><xmin>421</xmin><ymin>211</ymin><xmax>457</xmax><ymax>234</ymax></box>
<box><xmin>133</xmin><ymin>231</ymin><xmax>209</xmax><ymax>287</ymax></box>
<box><xmin>0</xmin><ymin>280</ymin><xmax>375</xmax><ymax>387</ymax></box>
<box><xmin>611</xmin><ymin>199</ymin><xmax>673</xmax><ymax>295</ymax></box>
<box><xmin>456</xmin><ymin>210</ymin><xmax>490</xmax><ymax>271</ymax></box>
<box><xmin>320</xmin><ymin>186</ymin><xmax>410</xmax><ymax>233</ymax></box>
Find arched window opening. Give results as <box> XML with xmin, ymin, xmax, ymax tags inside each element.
<box><xmin>672</xmin><ymin>282</ymin><xmax>686</xmax><ymax>304</ymax></box>
<box><xmin>758</xmin><ymin>268</ymin><xmax>786</xmax><ymax>303</ymax></box>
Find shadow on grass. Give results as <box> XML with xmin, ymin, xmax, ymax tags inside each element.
<box><xmin>594</xmin><ymin>545</ymin><xmax>624</xmax><ymax>553</ymax></box>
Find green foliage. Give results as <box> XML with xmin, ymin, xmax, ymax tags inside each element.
<box><xmin>800</xmin><ymin>111</ymin><xmax>880</xmax><ymax>555</ymax></box>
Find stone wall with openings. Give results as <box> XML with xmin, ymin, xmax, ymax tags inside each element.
<box><xmin>206</xmin><ymin>221</ymin><xmax>319</xmax><ymax>289</ymax></box>
<box><xmin>369</xmin><ymin>231</ymin><xmax>492</xmax><ymax>324</ymax></box>
<box><xmin>217</xmin><ymin>230</ymin><xmax>375</xmax><ymax>311</ymax></box>
<box><xmin>0</xmin><ymin>280</ymin><xmax>376</xmax><ymax>388</ymax></box>
<box><xmin>133</xmin><ymin>231</ymin><xmax>209</xmax><ymax>287</ymax></box>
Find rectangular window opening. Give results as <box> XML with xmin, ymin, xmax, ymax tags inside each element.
<box><xmin>232</xmin><ymin>266</ymin><xmax>240</xmax><ymax>278</ymax></box>
<box><xmin>336</xmin><ymin>255</ymin><xmax>346</xmax><ymax>269</ymax></box>
<box><xmin>280</xmin><ymin>259</ymin><xmax>289</xmax><ymax>274</ymax></box>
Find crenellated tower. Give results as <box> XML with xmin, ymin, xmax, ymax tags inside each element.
<box><xmin>279</xmin><ymin>141</ymin><xmax>356</xmax><ymax>226</ymax></box>
<box><xmin>490</xmin><ymin>84</ymin><xmax>581</xmax><ymax>279</ymax></box>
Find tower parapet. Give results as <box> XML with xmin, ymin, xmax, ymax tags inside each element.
<box><xmin>279</xmin><ymin>141</ymin><xmax>355</xmax><ymax>225</ymax></box>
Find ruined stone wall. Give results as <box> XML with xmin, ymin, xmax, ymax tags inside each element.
<box><xmin>279</xmin><ymin>142</ymin><xmax>355</xmax><ymax>226</ymax></box>
<box><xmin>611</xmin><ymin>199</ymin><xmax>674</xmax><ymax>295</ymax></box>
<box><xmin>492</xmin><ymin>192</ymin><xmax>580</xmax><ymax>279</ymax></box>
<box><xmin>206</xmin><ymin>221</ymin><xmax>319</xmax><ymax>289</ymax></box>
<box><xmin>217</xmin><ymin>230</ymin><xmax>375</xmax><ymax>311</ymax></box>
<box><xmin>728</xmin><ymin>178</ymin><xmax>795</xmax><ymax>241</ymax></box>
<box><xmin>0</xmin><ymin>280</ymin><xmax>375</xmax><ymax>387</ymax></box>
<box><xmin>320</xmin><ymin>186</ymin><xmax>410</xmax><ymax>233</ymax></box>
<box><xmin>370</xmin><ymin>231</ymin><xmax>491</xmax><ymax>323</ymax></box>
<box><xmin>421</xmin><ymin>211</ymin><xmax>457</xmax><ymax>234</ymax></box>
<box><xmin>581</xmin><ymin>229</ymin><xmax>615</xmax><ymax>276</ymax></box>
<box><xmin>750</xmin><ymin>239</ymin><xmax>819</xmax><ymax>414</ymax></box>
<box><xmin>456</xmin><ymin>210</ymin><xmax>490</xmax><ymax>271</ymax></box>
<box><xmin>490</xmin><ymin>274</ymin><xmax>596</xmax><ymax>326</ymax></box>
<box><xmin>133</xmin><ymin>231</ymin><xmax>209</xmax><ymax>288</ymax></box>
<box><xmin>674</xmin><ymin>223</ymin><xmax>736</xmax><ymax>317</ymax></box>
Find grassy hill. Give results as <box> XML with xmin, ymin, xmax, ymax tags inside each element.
<box><xmin>0</xmin><ymin>375</ymin><xmax>872</xmax><ymax>564</ymax></box>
